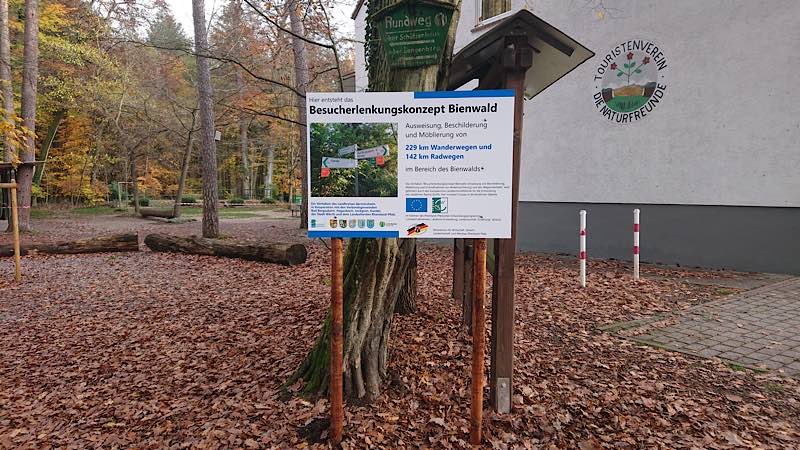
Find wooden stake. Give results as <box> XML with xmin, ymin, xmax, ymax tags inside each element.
<box><xmin>470</xmin><ymin>238</ymin><xmax>487</xmax><ymax>445</ymax></box>
<box><xmin>330</xmin><ymin>237</ymin><xmax>344</xmax><ymax>445</ymax></box>
<box><xmin>1</xmin><ymin>182</ymin><xmax>22</xmax><ymax>281</ymax></box>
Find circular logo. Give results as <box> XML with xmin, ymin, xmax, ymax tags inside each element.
<box><xmin>593</xmin><ymin>39</ymin><xmax>668</xmax><ymax>123</ymax></box>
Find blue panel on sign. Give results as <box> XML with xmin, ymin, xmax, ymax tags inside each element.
<box><xmin>413</xmin><ymin>89</ymin><xmax>515</xmax><ymax>98</ymax></box>
<box><xmin>405</xmin><ymin>198</ymin><xmax>428</xmax><ymax>213</ymax></box>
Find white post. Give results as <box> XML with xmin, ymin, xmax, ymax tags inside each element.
<box><xmin>579</xmin><ymin>210</ymin><xmax>587</xmax><ymax>287</ymax></box>
<box><xmin>633</xmin><ymin>209</ymin><xmax>640</xmax><ymax>280</ymax></box>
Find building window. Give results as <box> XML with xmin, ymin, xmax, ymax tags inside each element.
<box><xmin>479</xmin><ymin>0</ymin><xmax>511</xmax><ymax>22</ymax></box>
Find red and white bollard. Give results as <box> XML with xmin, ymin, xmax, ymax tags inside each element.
<box><xmin>579</xmin><ymin>210</ymin><xmax>587</xmax><ymax>287</ymax></box>
<box><xmin>633</xmin><ymin>209</ymin><xmax>640</xmax><ymax>280</ymax></box>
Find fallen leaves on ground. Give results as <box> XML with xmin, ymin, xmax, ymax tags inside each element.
<box><xmin>0</xmin><ymin>215</ymin><xmax>798</xmax><ymax>449</ymax></box>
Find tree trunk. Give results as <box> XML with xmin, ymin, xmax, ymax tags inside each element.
<box><xmin>144</xmin><ymin>233</ymin><xmax>307</xmax><ymax>266</ymax></box>
<box><xmin>130</xmin><ymin>149</ymin><xmax>140</xmax><ymax>215</ymax></box>
<box><xmin>33</xmin><ymin>109</ymin><xmax>65</xmax><ymax>185</ymax></box>
<box><xmin>286</xmin><ymin>0</ymin><xmax>309</xmax><ymax>229</ymax></box>
<box><xmin>0</xmin><ymin>0</ymin><xmax>13</xmax><ymax>163</ymax></box>
<box><xmin>173</xmin><ymin>111</ymin><xmax>196</xmax><ymax>218</ymax></box>
<box><xmin>294</xmin><ymin>0</ymin><xmax>461</xmax><ymax>403</ymax></box>
<box><xmin>265</xmin><ymin>145</ymin><xmax>274</xmax><ymax>200</ymax></box>
<box><xmin>192</xmin><ymin>0</ymin><xmax>219</xmax><ymax>238</ymax></box>
<box><xmin>1</xmin><ymin>233</ymin><xmax>139</xmax><ymax>256</ymax></box>
<box><xmin>236</xmin><ymin>69</ymin><xmax>250</xmax><ymax>199</ymax></box>
<box><xmin>16</xmin><ymin>0</ymin><xmax>39</xmax><ymax>232</ymax></box>
<box><xmin>293</xmin><ymin>238</ymin><xmax>415</xmax><ymax>400</ymax></box>
<box><xmin>395</xmin><ymin>243</ymin><xmax>417</xmax><ymax>315</ymax></box>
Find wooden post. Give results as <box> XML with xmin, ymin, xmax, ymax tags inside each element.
<box><xmin>0</xmin><ymin>182</ymin><xmax>21</xmax><ymax>281</ymax></box>
<box><xmin>452</xmin><ymin>238</ymin><xmax>464</xmax><ymax>300</ymax></box>
<box><xmin>462</xmin><ymin>239</ymin><xmax>474</xmax><ymax>332</ymax></box>
<box><xmin>330</xmin><ymin>237</ymin><xmax>344</xmax><ymax>445</ymax></box>
<box><xmin>10</xmin><ymin>184</ymin><xmax>20</xmax><ymax>281</ymax></box>
<box><xmin>470</xmin><ymin>238</ymin><xmax>487</xmax><ymax>445</ymax></box>
<box><xmin>490</xmin><ymin>37</ymin><xmax>533</xmax><ymax>414</ymax></box>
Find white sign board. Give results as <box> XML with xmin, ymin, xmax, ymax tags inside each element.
<box><xmin>322</xmin><ymin>157</ymin><xmax>358</xmax><ymax>169</ymax></box>
<box><xmin>307</xmin><ymin>90</ymin><xmax>514</xmax><ymax>239</ymax></box>
<box><xmin>337</xmin><ymin>144</ymin><xmax>358</xmax><ymax>156</ymax></box>
<box><xmin>356</xmin><ymin>145</ymin><xmax>389</xmax><ymax>160</ymax></box>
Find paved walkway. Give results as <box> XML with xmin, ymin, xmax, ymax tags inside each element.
<box><xmin>633</xmin><ymin>277</ymin><xmax>800</xmax><ymax>376</ymax></box>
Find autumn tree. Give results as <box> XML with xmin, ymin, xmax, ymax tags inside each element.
<box><xmin>13</xmin><ymin>0</ymin><xmax>39</xmax><ymax>231</ymax></box>
<box><xmin>293</xmin><ymin>0</ymin><xmax>462</xmax><ymax>401</ymax></box>
<box><xmin>192</xmin><ymin>0</ymin><xmax>219</xmax><ymax>237</ymax></box>
<box><xmin>286</xmin><ymin>0</ymin><xmax>308</xmax><ymax>226</ymax></box>
<box><xmin>0</xmin><ymin>0</ymin><xmax>12</xmax><ymax>163</ymax></box>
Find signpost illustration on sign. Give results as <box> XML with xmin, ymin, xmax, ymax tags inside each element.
<box><xmin>306</xmin><ymin>90</ymin><xmax>514</xmax><ymax>239</ymax></box>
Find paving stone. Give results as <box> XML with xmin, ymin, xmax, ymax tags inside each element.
<box><xmin>619</xmin><ymin>277</ymin><xmax>800</xmax><ymax>373</ymax></box>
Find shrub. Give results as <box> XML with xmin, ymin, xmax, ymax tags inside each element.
<box><xmin>229</xmin><ymin>197</ymin><xmax>245</xmax><ymax>205</ymax></box>
<box><xmin>130</xmin><ymin>197</ymin><xmax>150</xmax><ymax>207</ymax></box>
<box><xmin>181</xmin><ymin>196</ymin><xmax>197</xmax><ymax>204</ymax></box>
<box><xmin>260</xmin><ymin>197</ymin><xmax>275</xmax><ymax>204</ymax></box>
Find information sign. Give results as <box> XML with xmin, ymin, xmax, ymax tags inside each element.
<box><xmin>374</xmin><ymin>2</ymin><xmax>455</xmax><ymax>68</ymax></box>
<box><xmin>307</xmin><ymin>90</ymin><xmax>514</xmax><ymax>239</ymax></box>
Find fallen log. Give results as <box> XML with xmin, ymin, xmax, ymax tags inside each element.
<box><xmin>0</xmin><ymin>233</ymin><xmax>139</xmax><ymax>256</ymax></box>
<box><xmin>0</xmin><ymin>246</ymin><xmax>28</xmax><ymax>257</ymax></box>
<box><xmin>139</xmin><ymin>207</ymin><xmax>177</xmax><ymax>219</ymax></box>
<box><xmin>144</xmin><ymin>233</ymin><xmax>307</xmax><ymax>266</ymax></box>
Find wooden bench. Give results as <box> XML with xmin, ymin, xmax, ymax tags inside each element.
<box><xmin>290</xmin><ymin>203</ymin><xmax>301</xmax><ymax>217</ymax></box>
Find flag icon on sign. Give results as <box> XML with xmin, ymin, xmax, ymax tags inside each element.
<box><xmin>405</xmin><ymin>198</ymin><xmax>428</xmax><ymax>213</ymax></box>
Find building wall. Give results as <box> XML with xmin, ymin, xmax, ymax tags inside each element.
<box><xmin>352</xmin><ymin>1</ymin><xmax>800</xmax><ymax>273</ymax></box>
<box><xmin>517</xmin><ymin>202</ymin><xmax>800</xmax><ymax>274</ymax></box>
<box><xmin>519</xmin><ymin>0</ymin><xmax>799</xmax><ymax>207</ymax></box>
<box><xmin>353</xmin><ymin>6</ymin><xmax>369</xmax><ymax>92</ymax></box>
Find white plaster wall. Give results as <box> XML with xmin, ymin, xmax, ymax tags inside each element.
<box><xmin>353</xmin><ymin>7</ymin><xmax>369</xmax><ymax>92</ymax></box>
<box><xmin>353</xmin><ymin>0</ymin><xmax>800</xmax><ymax>207</ymax></box>
<box><xmin>521</xmin><ymin>0</ymin><xmax>800</xmax><ymax>207</ymax></box>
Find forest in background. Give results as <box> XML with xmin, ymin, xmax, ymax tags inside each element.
<box><xmin>0</xmin><ymin>0</ymin><xmax>352</xmax><ymax>208</ymax></box>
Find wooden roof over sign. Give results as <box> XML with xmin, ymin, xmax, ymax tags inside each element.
<box><xmin>447</xmin><ymin>10</ymin><xmax>594</xmax><ymax>98</ymax></box>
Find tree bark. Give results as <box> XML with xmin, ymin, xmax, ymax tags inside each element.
<box><xmin>192</xmin><ymin>0</ymin><xmax>219</xmax><ymax>238</ymax></box>
<box><xmin>0</xmin><ymin>0</ymin><xmax>13</xmax><ymax>163</ymax></box>
<box><xmin>16</xmin><ymin>0</ymin><xmax>39</xmax><ymax>232</ymax></box>
<box><xmin>173</xmin><ymin>111</ymin><xmax>196</xmax><ymax>218</ymax></box>
<box><xmin>1</xmin><ymin>233</ymin><xmax>139</xmax><ymax>256</ymax></box>
<box><xmin>286</xmin><ymin>0</ymin><xmax>309</xmax><ymax>229</ymax></box>
<box><xmin>236</xmin><ymin>69</ymin><xmax>250</xmax><ymax>199</ymax></box>
<box><xmin>294</xmin><ymin>0</ymin><xmax>461</xmax><ymax>403</ymax></box>
<box><xmin>144</xmin><ymin>233</ymin><xmax>307</xmax><ymax>266</ymax></box>
<box><xmin>395</xmin><ymin>244</ymin><xmax>417</xmax><ymax>315</ymax></box>
<box><xmin>130</xmin><ymin>149</ymin><xmax>140</xmax><ymax>215</ymax></box>
<box><xmin>33</xmin><ymin>110</ymin><xmax>65</xmax><ymax>185</ymax></box>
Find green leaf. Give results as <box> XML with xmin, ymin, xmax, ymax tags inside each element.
<box><xmin>617</xmin><ymin>71</ymin><xmax>623</xmax><ymax>77</ymax></box>
<box><xmin>634</xmin><ymin>69</ymin><xmax>642</xmax><ymax>74</ymax></box>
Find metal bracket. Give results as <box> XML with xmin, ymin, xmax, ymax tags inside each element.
<box><xmin>496</xmin><ymin>377</ymin><xmax>511</xmax><ymax>413</ymax></box>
